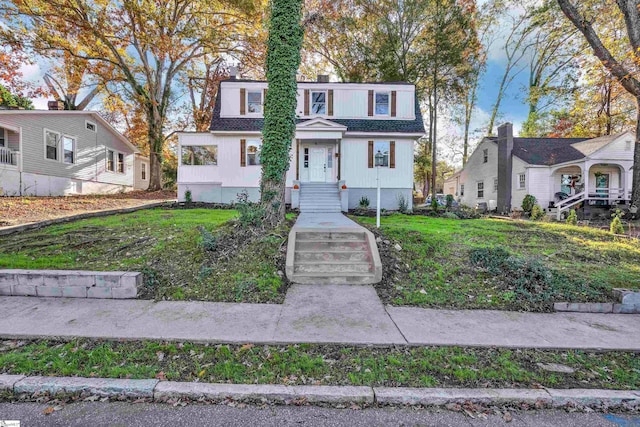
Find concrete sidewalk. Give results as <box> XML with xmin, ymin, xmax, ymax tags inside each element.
<box><xmin>1</xmin><ymin>285</ymin><xmax>640</xmax><ymax>350</ymax></box>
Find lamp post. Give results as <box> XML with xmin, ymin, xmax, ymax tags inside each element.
<box><xmin>375</xmin><ymin>150</ymin><xmax>384</xmax><ymax>228</ymax></box>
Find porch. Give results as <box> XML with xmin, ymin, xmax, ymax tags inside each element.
<box><xmin>0</xmin><ymin>124</ymin><xmax>20</xmax><ymax>168</ymax></box>
<box><xmin>550</xmin><ymin>161</ymin><xmax>633</xmax><ymax>219</ymax></box>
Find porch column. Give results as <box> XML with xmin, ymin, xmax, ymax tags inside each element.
<box><xmin>337</xmin><ymin>139</ymin><xmax>341</xmax><ymax>181</ymax></box>
<box><xmin>583</xmin><ymin>161</ymin><xmax>590</xmax><ymax>198</ymax></box>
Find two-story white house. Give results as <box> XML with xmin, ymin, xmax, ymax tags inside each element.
<box><xmin>177</xmin><ymin>74</ymin><xmax>425</xmax><ymax>211</ymax></box>
<box><xmin>0</xmin><ymin>108</ymin><xmax>149</xmax><ymax>196</ymax></box>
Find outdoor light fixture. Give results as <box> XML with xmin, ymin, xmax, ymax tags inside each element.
<box><xmin>375</xmin><ymin>150</ymin><xmax>384</xmax><ymax>228</ymax></box>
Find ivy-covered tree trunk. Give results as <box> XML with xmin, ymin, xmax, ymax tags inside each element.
<box><xmin>260</xmin><ymin>0</ymin><xmax>304</xmax><ymax>228</ymax></box>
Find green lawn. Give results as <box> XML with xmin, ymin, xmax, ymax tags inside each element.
<box><xmin>356</xmin><ymin>214</ymin><xmax>640</xmax><ymax>311</ymax></box>
<box><xmin>0</xmin><ymin>339</ymin><xmax>638</xmax><ymax>390</ymax></box>
<box><xmin>0</xmin><ymin>208</ymin><xmax>291</xmax><ymax>303</ymax></box>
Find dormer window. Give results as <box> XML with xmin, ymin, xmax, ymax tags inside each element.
<box><xmin>375</xmin><ymin>92</ymin><xmax>390</xmax><ymax>115</ymax></box>
<box><xmin>311</xmin><ymin>91</ymin><xmax>326</xmax><ymax>115</ymax></box>
<box><xmin>247</xmin><ymin>90</ymin><xmax>263</xmax><ymax>113</ymax></box>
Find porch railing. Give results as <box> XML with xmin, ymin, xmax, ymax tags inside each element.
<box><xmin>0</xmin><ymin>147</ymin><xmax>18</xmax><ymax>166</ymax></box>
<box><xmin>587</xmin><ymin>187</ymin><xmax>629</xmax><ymax>199</ymax></box>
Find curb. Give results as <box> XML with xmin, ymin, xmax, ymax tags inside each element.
<box><xmin>0</xmin><ymin>201</ymin><xmax>172</xmax><ymax>236</ymax></box>
<box><xmin>1</xmin><ymin>374</ymin><xmax>639</xmax><ymax>409</ymax></box>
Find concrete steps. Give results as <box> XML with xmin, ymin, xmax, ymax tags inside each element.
<box><xmin>286</xmin><ymin>229</ymin><xmax>381</xmax><ymax>285</ymax></box>
<box><xmin>299</xmin><ymin>183</ymin><xmax>341</xmax><ymax>213</ymax></box>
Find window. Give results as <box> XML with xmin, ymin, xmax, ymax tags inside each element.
<box><xmin>375</xmin><ymin>92</ymin><xmax>390</xmax><ymax>115</ymax></box>
<box><xmin>106</xmin><ymin>149</ymin><xmax>115</xmax><ymax>171</ymax></box>
<box><xmin>625</xmin><ymin>140</ymin><xmax>632</xmax><ymax>151</ymax></box>
<box><xmin>45</xmin><ymin>130</ymin><xmax>60</xmax><ymax>161</ymax></box>
<box><xmin>483</xmin><ymin>149</ymin><xmax>488</xmax><ymax>163</ymax></box>
<box><xmin>246</xmin><ymin>141</ymin><xmax>261</xmax><ymax>165</ymax></box>
<box><xmin>477</xmin><ymin>181</ymin><xmax>484</xmax><ymax>198</ymax></box>
<box><xmin>63</xmin><ymin>136</ymin><xmax>75</xmax><ymax>164</ymax></box>
<box><xmin>327</xmin><ymin>147</ymin><xmax>333</xmax><ymax>168</ymax></box>
<box><xmin>518</xmin><ymin>173</ymin><xmax>526</xmax><ymax>189</ymax></box>
<box><xmin>460</xmin><ymin>184</ymin><xmax>464</xmax><ymax>196</ymax></box>
<box><xmin>0</xmin><ymin>128</ymin><xmax>5</xmax><ymax>147</ymax></box>
<box><xmin>311</xmin><ymin>91</ymin><xmax>326</xmax><ymax>114</ymax></box>
<box><xmin>493</xmin><ymin>178</ymin><xmax>498</xmax><ymax>192</ymax></box>
<box><xmin>86</xmin><ymin>121</ymin><xmax>97</xmax><ymax>132</ymax></box>
<box><xmin>247</xmin><ymin>91</ymin><xmax>262</xmax><ymax>113</ymax></box>
<box><xmin>374</xmin><ymin>141</ymin><xmax>390</xmax><ymax>167</ymax></box>
<box><xmin>303</xmin><ymin>147</ymin><xmax>309</xmax><ymax>168</ymax></box>
<box><xmin>117</xmin><ymin>152</ymin><xmax>125</xmax><ymax>173</ymax></box>
<box><xmin>141</xmin><ymin>163</ymin><xmax>147</xmax><ymax>180</ymax></box>
<box><xmin>181</xmin><ymin>145</ymin><xmax>218</xmax><ymax>165</ymax></box>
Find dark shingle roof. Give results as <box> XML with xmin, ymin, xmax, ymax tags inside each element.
<box><xmin>488</xmin><ymin>136</ymin><xmax>590</xmax><ymax>165</ymax></box>
<box><xmin>209</xmin><ymin>83</ymin><xmax>425</xmax><ymax>134</ymax></box>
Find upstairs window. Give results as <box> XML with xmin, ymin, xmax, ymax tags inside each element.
<box><xmin>181</xmin><ymin>145</ymin><xmax>218</xmax><ymax>165</ymax></box>
<box><xmin>106</xmin><ymin>149</ymin><xmax>115</xmax><ymax>171</ymax></box>
<box><xmin>117</xmin><ymin>152</ymin><xmax>125</xmax><ymax>173</ymax></box>
<box><xmin>483</xmin><ymin>149</ymin><xmax>488</xmax><ymax>163</ymax></box>
<box><xmin>311</xmin><ymin>91</ymin><xmax>326</xmax><ymax>114</ymax></box>
<box><xmin>63</xmin><ymin>136</ymin><xmax>75</xmax><ymax>164</ymax></box>
<box><xmin>45</xmin><ymin>130</ymin><xmax>60</xmax><ymax>161</ymax></box>
<box><xmin>375</xmin><ymin>92</ymin><xmax>390</xmax><ymax>115</ymax></box>
<box><xmin>477</xmin><ymin>181</ymin><xmax>484</xmax><ymax>198</ymax></box>
<box><xmin>246</xmin><ymin>141</ymin><xmax>261</xmax><ymax>165</ymax></box>
<box><xmin>247</xmin><ymin>91</ymin><xmax>262</xmax><ymax>113</ymax></box>
<box><xmin>86</xmin><ymin>121</ymin><xmax>97</xmax><ymax>132</ymax></box>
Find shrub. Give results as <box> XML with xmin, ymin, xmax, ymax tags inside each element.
<box><xmin>610</xmin><ymin>209</ymin><xmax>625</xmax><ymax>235</ymax></box>
<box><xmin>198</xmin><ymin>227</ymin><xmax>219</xmax><ymax>252</ymax></box>
<box><xmin>430</xmin><ymin>196</ymin><xmax>439</xmax><ymax>211</ymax></box>
<box><xmin>442</xmin><ymin>212</ymin><xmax>459</xmax><ymax>220</ymax></box>
<box><xmin>566</xmin><ymin>209</ymin><xmax>578</xmax><ymax>225</ymax></box>
<box><xmin>184</xmin><ymin>189</ymin><xmax>192</xmax><ymax>204</ymax></box>
<box><xmin>397</xmin><ymin>193</ymin><xmax>409</xmax><ymax>213</ymax></box>
<box><xmin>470</xmin><ymin>247</ymin><xmax>608</xmax><ymax>311</ymax></box>
<box><xmin>522</xmin><ymin>194</ymin><xmax>536</xmax><ymax>213</ymax></box>
<box><xmin>456</xmin><ymin>206</ymin><xmax>481</xmax><ymax>219</ymax></box>
<box><xmin>530</xmin><ymin>204</ymin><xmax>545</xmax><ymax>221</ymax></box>
<box><xmin>234</xmin><ymin>190</ymin><xmax>265</xmax><ymax>228</ymax></box>
<box><xmin>445</xmin><ymin>194</ymin><xmax>454</xmax><ymax>209</ymax></box>
<box><xmin>359</xmin><ymin>195</ymin><xmax>370</xmax><ymax>209</ymax></box>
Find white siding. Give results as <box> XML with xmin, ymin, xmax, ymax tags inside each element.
<box><xmin>511</xmin><ymin>156</ymin><xmax>528</xmax><ymax>210</ymax></box>
<box><xmin>458</xmin><ymin>139</ymin><xmax>498</xmax><ymax>208</ymax></box>
<box><xmin>589</xmin><ymin>133</ymin><xmax>636</xmax><ymax>161</ymax></box>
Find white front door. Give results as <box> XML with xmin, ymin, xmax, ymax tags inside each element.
<box><xmin>309</xmin><ymin>147</ymin><xmax>326</xmax><ymax>182</ymax></box>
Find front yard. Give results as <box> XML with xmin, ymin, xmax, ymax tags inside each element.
<box><xmin>357</xmin><ymin>214</ymin><xmax>640</xmax><ymax>311</ymax></box>
<box><xmin>0</xmin><ymin>208</ymin><xmax>292</xmax><ymax>303</ymax></box>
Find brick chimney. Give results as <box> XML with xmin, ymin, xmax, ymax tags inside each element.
<box><xmin>316</xmin><ymin>74</ymin><xmax>329</xmax><ymax>83</ymax></box>
<box><xmin>48</xmin><ymin>100</ymin><xmax>64</xmax><ymax>111</ymax></box>
<box><xmin>497</xmin><ymin>122</ymin><xmax>514</xmax><ymax>214</ymax></box>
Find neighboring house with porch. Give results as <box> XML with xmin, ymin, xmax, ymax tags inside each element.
<box><xmin>448</xmin><ymin>123</ymin><xmax>635</xmax><ymax>218</ymax></box>
<box><xmin>177</xmin><ymin>74</ymin><xmax>425</xmax><ymax>211</ymax></box>
<box><xmin>0</xmin><ymin>109</ymin><xmax>148</xmax><ymax>196</ymax></box>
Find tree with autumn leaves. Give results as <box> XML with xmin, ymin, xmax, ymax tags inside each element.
<box><xmin>2</xmin><ymin>0</ymin><xmax>260</xmax><ymax>191</ymax></box>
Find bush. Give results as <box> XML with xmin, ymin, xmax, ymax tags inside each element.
<box><xmin>359</xmin><ymin>195</ymin><xmax>370</xmax><ymax>209</ymax></box>
<box><xmin>522</xmin><ymin>194</ymin><xmax>536</xmax><ymax>213</ymax></box>
<box><xmin>442</xmin><ymin>212</ymin><xmax>459</xmax><ymax>220</ymax></box>
<box><xmin>566</xmin><ymin>209</ymin><xmax>578</xmax><ymax>225</ymax></box>
<box><xmin>445</xmin><ymin>194</ymin><xmax>454</xmax><ymax>209</ymax></box>
<box><xmin>470</xmin><ymin>247</ymin><xmax>608</xmax><ymax>311</ymax></box>
<box><xmin>234</xmin><ymin>190</ymin><xmax>265</xmax><ymax>228</ymax></box>
<box><xmin>610</xmin><ymin>209</ymin><xmax>625</xmax><ymax>235</ymax></box>
<box><xmin>530</xmin><ymin>204</ymin><xmax>545</xmax><ymax>221</ymax></box>
<box><xmin>430</xmin><ymin>196</ymin><xmax>439</xmax><ymax>211</ymax></box>
<box><xmin>455</xmin><ymin>206</ymin><xmax>481</xmax><ymax>219</ymax></box>
<box><xmin>184</xmin><ymin>189</ymin><xmax>192</xmax><ymax>204</ymax></box>
<box><xmin>397</xmin><ymin>193</ymin><xmax>409</xmax><ymax>213</ymax></box>
<box><xmin>198</xmin><ymin>227</ymin><xmax>219</xmax><ymax>251</ymax></box>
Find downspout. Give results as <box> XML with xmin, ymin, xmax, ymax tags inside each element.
<box><xmin>19</xmin><ymin>126</ymin><xmax>23</xmax><ymax>196</ymax></box>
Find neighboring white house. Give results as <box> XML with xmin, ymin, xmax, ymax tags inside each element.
<box><xmin>447</xmin><ymin>123</ymin><xmax>635</xmax><ymax>217</ymax></box>
<box><xmin>177</xmin><ymin>74</ymin><xmax>425</xmax><ymax>210</ymax></box>
<box><xmin>0</xmin><ymin>109</ymin><xmax>148</xmax><ymax>196</ymax></box>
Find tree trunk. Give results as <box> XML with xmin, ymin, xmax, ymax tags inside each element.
<box><xmin>261</xmin><ymin>169</ymin><xmax>288</xmax><ymax>226</ymax></box>
<box><xmin>431</xmin><ymin>96</ymin><xmax>437</xmax><ymax>197</ymax></box>
<box><xmin>631</xmin><ymin>97</ymin><xmax>640</xmax><ymax>209</ymax></box>
<box><xmin>147</xmin><ymin>119</ymin><xmax>164</xmax><ymax>191</ymax></box>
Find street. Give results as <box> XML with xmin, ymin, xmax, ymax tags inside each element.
<box><xmin>0</xmin><ymin>402</ymin><xmax>638</xmax><ymax>427</ymax></box>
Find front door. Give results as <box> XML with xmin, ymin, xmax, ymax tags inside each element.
<box><xmin>309</xmin><ymin>147</ymin><xmax>326</xmax><ymax>182</ymax></box>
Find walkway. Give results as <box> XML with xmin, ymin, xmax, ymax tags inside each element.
<box><xmin>1</xmin><ymin>285</ymin><xmax>640</xmax><ymax>350</ymax></box>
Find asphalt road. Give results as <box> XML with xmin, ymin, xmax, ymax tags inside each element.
<box><xmin>0</xmin><ymin>402</ymin><xmax>638</xmax><ymax>427</ymax></box>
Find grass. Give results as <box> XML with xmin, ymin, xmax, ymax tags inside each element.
<box><xmin>0</xmin><ymin>208</ymin><xmax>291</xmax><ymax>303</ymax></box>
<box><xmin>0</xmin><ymin>339</ymin><xmax>638</xmax><ymax>390</ymax></box>
<box><xmin>356</xmin><ymin>214</ymin><xmax>640</xmax><ymax>310</ymax></box>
